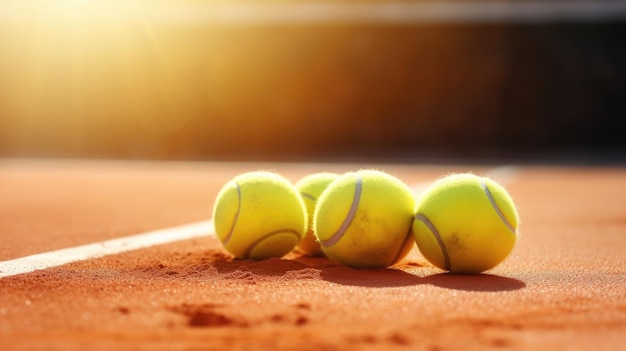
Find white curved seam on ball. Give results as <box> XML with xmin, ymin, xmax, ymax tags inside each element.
<box><xmin>319</xmin><ymin>174</ymin><xmax>362</xmax><ymax>247</ymax></box>
<box><xmin>222</xmin><ymin>182</ymin><xmax>241</xmax><ymax>245</ymax></box>
<box><xmin>243</xmin><ymin>229</ymin><xmax>301</xmax><ymax>259</ymax></box>
<box><xmin>480</xmin><ymin>180</ymin><xmax>516</xmax><ymax>234</ymax></box>
<box><xmin>389</xmin><ymin>226</ymin><xmax>414</xmax><ymax>266</ymax></box>
<box><xmin>300</xmin><ymin>192</ymin><xmax>316</xmax><ymax>202</ymax></box>
<box><xmin>414</xmin><ymin>213</ymin><xmax>451</xmax><ymax>271</ymax></box>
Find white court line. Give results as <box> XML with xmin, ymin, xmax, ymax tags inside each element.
<box><xmin>410</xmin><ymin>165</ymin><xmax>518</xmax><ymax>195</ymax></box>
<box><xmin>0</xmin><ymin>221</ymin><xmax>214</xmax><ymax>279</ymax></box>
<box><xmin>0</xmin><ymin>166</ymin><xmax>517</xmax><ymax>279</ymax></box>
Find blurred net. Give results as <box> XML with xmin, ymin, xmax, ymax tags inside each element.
<box><xmin>1</xmin><ymin>1</ymin><xmax>624</xmax><ymax>160</ymax></box>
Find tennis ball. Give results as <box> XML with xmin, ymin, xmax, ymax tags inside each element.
<box><xmin>212</xmin><ymin>171</ymin><xmax>307</xmax><ymax>260</ymax></box>
<box><xmin>295</xmin><ymin>172</ymin><xmax>340</xmax><ymax>256</ymax></box>
<box><xmin>314</xmin><ymin>170</ymin><xmax>416</xmax><ymax>269</ymax></box>
<box><xmin>413</xmin><ymin>173</ymin><xmax>519</xmax><ymax>274</ymax></box>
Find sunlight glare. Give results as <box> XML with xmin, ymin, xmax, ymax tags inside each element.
<box><xmin>1</xmin><ymin>0</ymin><xmax>199</xmax><ymax>158</ymax></box>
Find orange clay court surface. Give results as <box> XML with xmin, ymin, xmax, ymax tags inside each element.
<box><xmin>0</xmin><ymin>159</ymin><xmax>624</xmax><ymax>351</ymax></box>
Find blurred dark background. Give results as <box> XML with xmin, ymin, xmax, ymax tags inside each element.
<box><xmin>0</xmin><ymin>1</ymin><xmax>624</xmax><ymax>163</ymax></box>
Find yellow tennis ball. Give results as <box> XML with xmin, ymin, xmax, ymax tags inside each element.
<box><xmin>413</xmin><ymin>173</ymin><xmax>519</xmax><ymax>274</ymax></box>
<box><xmin>212</xmin><ymin>171</ymin><xmax>307</xmax><ymax>260</ymax></box>
<box><xmin>314</xmin><ymin>170</ymin><xmax>416</xmax><ymax>269</ymax></box>
<box><xmin>295</xmin><ymin>172</ymin><xmax>340</xmax><ymax>256</ymax></box>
